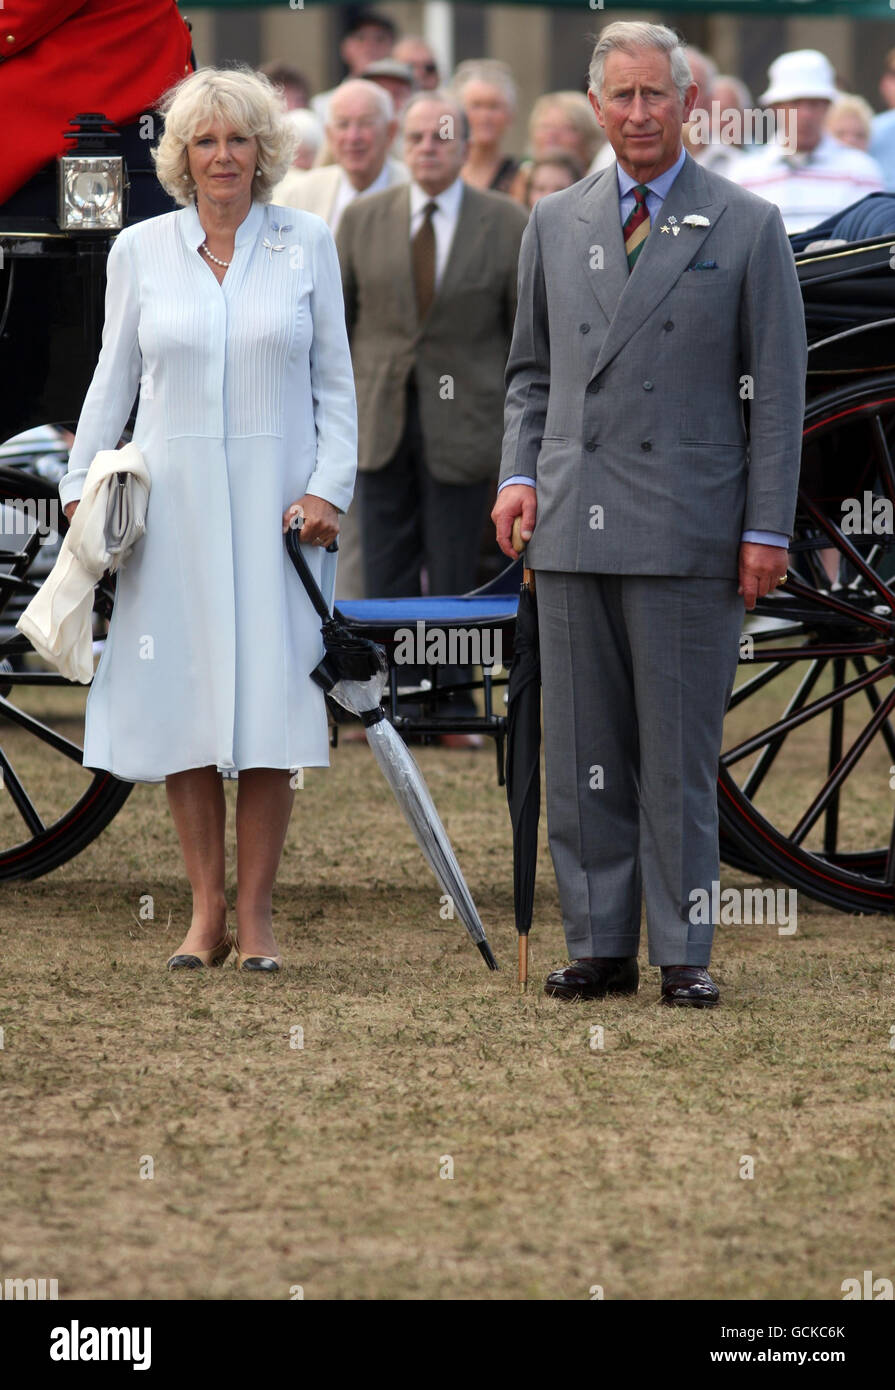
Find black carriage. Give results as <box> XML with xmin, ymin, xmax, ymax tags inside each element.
<box><xmin>3</xmin><ymin>164</ymin><xmax>895</xmax><ymax>910</ymax></box>
<box><xmin>719</xmin><ymin>232</ymin><xmax>895</xmax><ymax>912</ymax></box>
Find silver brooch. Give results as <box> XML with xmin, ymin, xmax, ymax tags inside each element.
<box><xmin>263</xmin><ymin>222</ymin><xmax>292</xmax><ymax>259</ymax></box>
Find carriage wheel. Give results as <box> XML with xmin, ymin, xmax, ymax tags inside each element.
<box><xmin>0</xmin><ymin>460</ymin><xmax>132</xmax><ymax>879</ymax></box>
<box><xmin>719</xmin><ymin>374</ymin><xmax>895</xmax><ymax>913</ymax></box>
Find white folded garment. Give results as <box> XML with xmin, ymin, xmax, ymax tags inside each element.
<box><xmin>16</xmin><ymin>441</ymin><xmax>150</xmax><ymax>683</ymax></box>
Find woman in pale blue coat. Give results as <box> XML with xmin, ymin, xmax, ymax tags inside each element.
<box><xmin>59</xmin><ymin>67</ymin><xmax>357</xmax><ymax>972</ymax></box>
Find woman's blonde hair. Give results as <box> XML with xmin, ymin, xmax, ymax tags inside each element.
<box><xmin>826</xmin><ymin>93</ymin><xmax>874</xmax><ymax>143</ymax></box>
<box><xmin>152</xmin><ymin>65</ymin><xmax>298</xmax><ymax>206</ymax></box>
<box><xmin>529</xmin><ymin>91</ymin><xmax>603</xmax><ymax>166</ymax></box>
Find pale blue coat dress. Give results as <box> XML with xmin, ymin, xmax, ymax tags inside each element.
<box><xmin>58</xmin><ymin>199</ymin><xmax>358</xmax><ymax>782</ymax></box>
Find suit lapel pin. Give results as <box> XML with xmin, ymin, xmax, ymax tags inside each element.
<box><xmin>660</xmin><ymin>215</ymin><xmax>680</xmax><ymax>236</ymax></box>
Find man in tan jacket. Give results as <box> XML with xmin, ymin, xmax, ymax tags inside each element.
<box><xmin>336</xmin><ymin>91</ymin><xmax>527</xmax><ymax>674</ymax></box>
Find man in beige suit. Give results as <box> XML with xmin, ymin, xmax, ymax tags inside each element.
<box><xmin>336</xmin><ymin>91</ymin><xmax>527</xmax><ymax>722</ymax></box>
<box><xmin>274</xmin><ymin>79</ymin><xmax>408</xmax><ymax>236</ymax></box>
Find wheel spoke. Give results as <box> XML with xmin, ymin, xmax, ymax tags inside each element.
<box><xmin>884</xmin><ymin>805</ymin><xmax>895</xmax><ymax>887</ymax></box>
<box><xmin>0</xmin><ymin>694</ymin><xmax>85</xmax><ymax>762</ymax></box>
<box><xmin>823</xmin><ymin>659</ymin><xmax>846</xmax><ymax>856</ymax></box>
<box><xmin>747</xmin><ymin>623</ymin><xmax>821</xmax><ymax>643</ymax></box>
<box><xmin>740</xmin><ymin>658</ymin><xmax>827</xmax><ymax>800</ymax></box>
<box><xmin>728</xmin><ymin>659</ymin><xmax>790</xmax><ymax>710</ymax></box>
<box><xmin>852</xmin><ymin>654</ymin><xmax>895</xmax><ymax>765</ymax></box>
<box><xmin>870</xmin><ymin>412</ymin><xmax>895</xmax><ymax>505</ymax></box>
<box><xmin>781</xmin><ymin>570</ymin><xmax>893</xmax><ymax>632</ymax></box>
<box><xmin>743</xmin><ymin>642</ymin><xmax>889</xmax><ymax>663</ymax></box>
<box><xmin>722</xmin><ymin>659</ymin><xmax>891</xmax><ymax>766</ymax></box>
<box><xmin>0</xmin><ymin>747</ymin><xmax>45</xmax><ymax>836</ymax></box>
<box><xmin>790</xmin><ymin>686</ymin><xmax>895</xmax><ymax>846</ymax></box>
<box><xmin>798</xmin><ymin>490</ymin><xmax>895</xmax><ymax>614</ymax></box>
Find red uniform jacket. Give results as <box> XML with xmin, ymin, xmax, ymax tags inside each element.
<box><xmin>0</xmin><ymin>0</ymin><xmax>193</xmax><ymax>204</ymax></box>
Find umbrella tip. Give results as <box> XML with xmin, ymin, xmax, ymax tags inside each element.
<box><xmin>477</xmin><ymin>940</ymin><xmax>499</xmax><ymax>971</ymax></box>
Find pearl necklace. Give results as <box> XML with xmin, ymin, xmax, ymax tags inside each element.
<box><xmin>200</xmin><ymin>242</ymin><xmax>230</xmax><ymax>267</ymax></box>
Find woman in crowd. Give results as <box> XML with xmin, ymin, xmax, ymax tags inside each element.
<box><xmin>826</xmin><ymin>94</ymin><xmax>875</xmax><ymax>152</ymax></box>
<box><xmin>523</xmin><ymin>151</ymin><xmax>585</xmax><ymax>210</ymax></box>
<box><xmin>451</xmin><ymin>58</ymin><xmax>520</xmax><ymax>194</ymax></box>
<box><xmin>511</xmin><ymin>90</ymin><xmax>604</xmax><ymax>197</ymax></box>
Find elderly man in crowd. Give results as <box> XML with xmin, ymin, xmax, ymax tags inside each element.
<box><xmin>336</xmin><ymin>91</ymin><xmax>527</xmax><ymax>736</ymax></box>
<box><xmin>311</xmin><ymin>7</ymin><xmax>396</xmax><ymax>125</ymax></box>
<box><xmin>275</xmin><ymin>79</ymin><xmax>407</xmax><ymax>602</ymax></box>
<box><xmin>393</xmin><ymin>35</ymin><xmax>440</xmax><ymax>92</ymax></box>
<box><xmin>728</xmin><ymin>49</ymin><xmax>883</xmax><ymax>233</ymax></box>
<box><xmin>274</xmin><ymin>79</ymin><xmax>406</xmax><ymax>234</ymax></box>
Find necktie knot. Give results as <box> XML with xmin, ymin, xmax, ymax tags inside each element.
<box><xmin>633</xmin><ymin>183</ymin><xmax>650</xmax><ymax>204</ymax></box>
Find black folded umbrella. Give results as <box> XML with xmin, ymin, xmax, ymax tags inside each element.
<box><xmin>505</xmin><ymin>559</ymin><xmax>541</xmax><ymax>993</ymax></box>
<box><xmin>285</xmin><ymin>521</ymin><xmax>498</xmax><ymax>971</ymax></box>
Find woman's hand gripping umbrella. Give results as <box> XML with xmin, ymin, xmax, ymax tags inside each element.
<box><xmin>285</xmin><ymin>517</ymin><xmax>498</xmax><ymax>971</ymax></box>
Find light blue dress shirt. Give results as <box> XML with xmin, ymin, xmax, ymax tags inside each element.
<box><xmin>500</xmin><ymin>146</ymin><xmax>788</xmax><ymax>549</ymax></box>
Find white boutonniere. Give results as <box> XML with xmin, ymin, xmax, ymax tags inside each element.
<box><xmin>682</xmin><ymin>214</ymin><xmax>711</xmax><ymax>229</ymax></box>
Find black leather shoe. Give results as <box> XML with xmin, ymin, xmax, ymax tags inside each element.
<box><xmin>544</xmin><ymin>956</ymin><xmax>639</xmax><ymax>1001</ymax></box>
<box><xmin>660</xmin><ymin>965</ymin><xmax>719</xmax><ymax>1008</ymax></box>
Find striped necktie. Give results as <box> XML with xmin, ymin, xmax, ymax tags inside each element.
<box><xmin>623</xmin><ymin>183</ymin><xmax>650</xmax><ymax>271</ymax></box>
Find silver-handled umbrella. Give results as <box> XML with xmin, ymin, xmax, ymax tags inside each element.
<box><xmin>285</xmin><ymin>522</ymin><xmax>498</xmax><ymax>971</ymax></box>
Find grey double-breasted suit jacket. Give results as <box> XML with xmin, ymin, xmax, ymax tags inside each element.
<box><xmin>499</xmin><ymin>153</ymin><xmax>807</xmax><ymax>576</ymax></box>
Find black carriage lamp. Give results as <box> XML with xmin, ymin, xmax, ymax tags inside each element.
<box><xmin>57</xmin><ymin>114</ymin><xmax>125</xmax><ymax>232</ymax></box>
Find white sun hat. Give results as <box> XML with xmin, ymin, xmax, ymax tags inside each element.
<box><xmin>760</xmin><ymin>50</ymin><xmax>839</xmax><ymax>106</ymax></box>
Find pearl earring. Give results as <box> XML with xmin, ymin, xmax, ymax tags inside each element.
<box><xmin>255</xmin><ymin>166</ymin><xmax>262</xmax><ymax>175</ymax></box>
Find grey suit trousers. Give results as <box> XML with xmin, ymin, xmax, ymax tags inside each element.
<box><xmin>535</xmin><ymin>572</ymin><xmax>743</xmax><ymax>966</ymax></box>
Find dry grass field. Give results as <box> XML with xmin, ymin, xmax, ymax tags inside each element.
<box><xmin>1</xmin><ymin>678</ymin><xmax>894</xmax><ymax>1301</ymax></box>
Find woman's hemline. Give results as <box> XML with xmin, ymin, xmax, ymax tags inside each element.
<box><xmin>83</xmin><ymin>758</ymin><xmax>332</xmax><ymax>784</ymax></box>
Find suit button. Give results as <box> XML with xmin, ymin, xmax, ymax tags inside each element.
<box><xmin>641</xmin><ymin>441</ymin><xmax>652</xmax><ymax>452</ymax></box>
<box><xmin>579</xmin><ymin>323</ymin><xmax>590</xmax><ymax>334</ymax></box>
<box><xmin>585</xmin><ymin>440</ymin><xmax>598</xmax><ymax>452</ymax></box>
<box><xmin>589</xmin><ymin>381</ymin><xmax>600</xmax><ymax>393</ymax></box>
<box><xmin>663</xmin><ymin>320</ymin><xmax>674</xmax><ymax>331</ymax></box>
<box><xmin>643</xmin><ymin>380</ymin><xmax>654</xmax><ymax>391</ymax></box>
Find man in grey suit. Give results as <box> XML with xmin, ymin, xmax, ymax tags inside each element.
<box><xmin>493</xmin><ymin>21</ymin><xmax>807</xmax><ymax>1006</ymax></box>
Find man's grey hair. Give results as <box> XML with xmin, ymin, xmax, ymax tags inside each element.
<box><xmin>328</xmin><ymin>77</ymin><xmax>395</xmax><ymax>125</ymax></box>
<box><xmin>588</xmin><ymin>21</ymin><xmax>692</xmax><ymax>103</ymax></box>
<box><xmin>402</xmin><ymin>89</ymin><xmax>470</xmax><ymax>143</ymax></box>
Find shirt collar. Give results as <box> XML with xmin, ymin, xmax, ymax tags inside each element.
<box><xmin>409</xmin><ymin>175</ymin><xmax>464</xmax><ymax>219</ymax></box>
<box><xmin>180</xmin><ymin>198</ymin><xmax>266</xmax><ymax>251</ymax></box>
<box><xmin>616</xmin><ymin>145</ymin><xmax>686</xmax><ymax>201</ymax></box>
<box><xmin>341</xmin><ymin>161</ymin><xmax>392</xmax><ymax>200</ymax></box>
